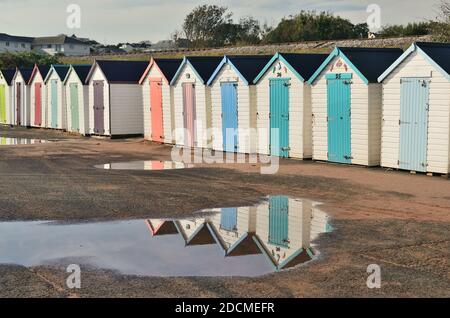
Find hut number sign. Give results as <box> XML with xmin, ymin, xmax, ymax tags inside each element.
<box><xmin>330</xmin><ymin>58</ymin><xmax>349</xmax><ymax>73</ymax></box>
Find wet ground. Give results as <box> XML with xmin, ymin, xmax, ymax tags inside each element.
<box><xmin>0</xmin><ymin>125</ymin><xmax>449</xmax><ymax>298</ymax></box>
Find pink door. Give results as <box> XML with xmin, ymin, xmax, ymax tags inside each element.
<box><xmin>35</xmin><ymin>83</ymin><xmax>42</xmax><ymax>126</ymax></box>
<box><xmin>182</xmin><ymin>83</ymin><xmax>196</xmax><ymax>148</ymax></box>
<box><xmin>150</xmin><ymin>78</ymin><xmax>164</xmax><ymax>142</ymax></box>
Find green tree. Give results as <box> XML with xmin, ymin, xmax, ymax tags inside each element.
<box><xmin>431</xmin><ymin>0</ymin><xmax>450</xmax><ymax>42</ymax></box>
<box><xmin>379</xmin><ymin>22</ymin><xmax>432</xmax><ymax>37</ymax></box>
<box><xmin>0</xmin><ymin>51</ymin><xmax>60</xmax><ymax>69</ymax></box>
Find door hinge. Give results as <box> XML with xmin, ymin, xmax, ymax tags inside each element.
<box><xmin>397</xmin><ymin>160</ymin><xmax>400</xmax><ymax>166</ymax></box>
<box><xmin>282</xmin><ymin>147</ymin><xmax>291</xmax><ymax>151</ymax></box>
<box><xmin>284</xmin><ymin>82</ymin><xmax>291</xmax><ymax>87</ymax></box>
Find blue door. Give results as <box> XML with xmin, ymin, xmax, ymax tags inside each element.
<box><xmin>268</xmin><ymin>196</ymin><xmax>289</xmax><ymax>248</ymax></box>
<box><xmin>399</xmin><ymin>78</ymin><xmax>430</xmax><ymax>172</ymax></box>
<box><xmin>51</xmin><ymin>80</ymin><xmax>58</xmax><ymax>128</ymax></box>
<box><xmin>327</xmin><ymin>73</ymin><xmax>352</xmax><ymax>164</ymax></box>
<box><xmin>270</xmin><ymin>78</ymin><xmax>290</xmax><ymax>158</ymax></box>
<box><xmin>220</xmin><ymin>208</ymin><xmax>238</xmax><ymax>232</ymax></box>
<box><xmin>221</xmin><ymin>83</ymin><xmax>238</xmax><ymax>153</ymax></box>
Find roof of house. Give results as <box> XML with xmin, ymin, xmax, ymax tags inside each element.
<box><xmin>139</xmin><ymin>58</ymin><xmax>183</xmax><ymax>84</ymax></box>
<box><xmin>28</xmin><ymin>64</ymin><xmax>51</xmax><ymax>84</ymax></box>
<box><xmin>17</xmin><ymin>68</ymin><xmax>34</xmax><ymax>83</ymax></box>
<box><xmin>207</xmin><ymin>55</ymin><xmax>273</xmax><ymax>85</ymax></box>
<box><xmin>0</xmin><ymin>33</ymin><xmax>34</xmax><ymax>43</ymax></box>
<box><xmin>89</xmin><ymin>60</ymin><xmax>149</xmax><ymax>84</ymax></box>
<box><xmin>309</xmin><ymin>47</ymin><xmax>404</xmax><ymax>84</ymax></box>
<box><xmin>171</xmin><ymin>56</ymin><xmax>223</xmax><ymax>85</ymax></box>
<box><xmin>254</xmin><ymin>53</ymin><xmax>329</xmax><ymax>83</ymax></box>
<box><xmin>69</xmin><ymin>64</ymin><xmax>92</xmax><ymax>83</ymax></box>
<box><xmin>378</xmin><ymin>42</ymin><xmax>450</xmax><ymax>82</ymax></box>
<box><xmin>32</xmin><ymin>35</ymin><xmax>87</xmax><ymax>46</ymax></box>
<box><xmin>0</xmin><ymin>69</ymin><xmax>17</xmax><ymax>85</ymax></box>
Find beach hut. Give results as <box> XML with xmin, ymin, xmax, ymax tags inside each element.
<box><xmin>170</xmin><ymin>56</ymin><xmax>222</xmax><ymax>148</ymax></box>
<box><xmin>28</xmin><ymin>64</ymin><xmax>50</xmax><ymax>128</ymax></box>
<box><xmin>207</xmin><ymin>207</ymin><xmax>260</xmax><ymax>257</ymax></box>
<box><xmin>378</xmin><ymin>42</ymin><xmax>450</xmax><ymax>174</ymax></box>
<box><xmin>139</xmin><ymin>58</ymin><xmax>182</xmax><ymax>144</ymax></box>
<box><xmin>43</xmin><ymin>65</ymin><xmax>70</xmax><ymax>130</ymax></box>
<box><xmin>308</xmin><ymin>47</ymin><xmax>403</xmax><ymax>166</ymax></box>
<box><xmin>253</xmin><ymin>53</ymin><xmax>328</xmax><ymax>158</ymax></box>
<box><xmin>12</xmin><ymin>68</ymin><xmax>33</xmax><ymax>126</ymax></box>
<box><xmin>85</xmin><ymin>60</ymin><xmax>148</xmax><ymax>137</ymax></box>
<box><xmin>174</xmin><ymin>217</ymin><xmax>217</xmax><ymax>246</ymax></box>
<box><xmin>0</xmin><ymin>69</ymin><xmax>15</xmax><ymax>125</ymax></box>
<box><xmin>252</xmin><ymin>196</ymin><xmax>315</xmax><ymax>271</ymax></box>
<box><xmin>146</xmin><ymin>220</ymin><xmax>178</xmax><ymax>236</ymax></box>
<box><xmin>63</xmin><ymin>65</ymin><xmax>91</xmax><ymax>135</ymax></box>
<box><xmin>207</xmin><ymin>55</ymin><xmax>272</xmax><ymax>154</ymax></box>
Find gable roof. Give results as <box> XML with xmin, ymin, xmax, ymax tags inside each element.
<box><xmin>33</xmin><ymin>35</ymin><xmax>87</xmax><ymax>46</ymax></box>
<box><xmin>207</xmin><ymin>55</ymin><xmax>272</xmax><ymax>86</ymax></box>
<box><xmin>254</xmin><ymin>53</ymin><xmax>329</xmax><ymax>84</ymax></box>
<box><xmin>0</xmin><ymin>33</ymin><xmax>33</xmax><ymax>43</ymax></box>
<box><xmin>170</xmin><ymin>56</ymin><xmax>223</xmax><ymax>85</ymax></box>
<box><xmin>87</xmin><ymin>60</ymin><xmax>149</xmax><ymax>84</ymax></box>
<box><xmin>16</xmin><ymin>68</ymin><xmax>33</xmax><ymax>83</ymax></box>
<box><xmin>63</xmin><ymin>64</ymin><xmax>92</xmax><ymax>84</ymax></box>
<box><xmin>139</xmin><ymin>58</ymin><xmax>183</xmax><ymax>84</ymax></box>
<box><xmin>308</xmin><ymin>47</ymin><xmax>403</xmax><ymax>85</ymax></box>
<box><xmin>378</xmin><ymin>42</ymin><xmax>450</xmax><ymax>82</ymax></box>
<box><xmin>28</xmin><ymin>64</ymin><xmax>51</xmax><ymax>84</ymax></box>
<box><xmin>0</xmin><ymin>69</ymin><xmax>17</xmax><ymax>85</ymax></box>
<box><xmin>145</xmin><ymin>220</ymin><xmax>178</xmax><ymax>236</ymax></box>
<box><xmin>44</xmin><ymin>65</ymin><xmax>70</xmax><ymax>83</ymax></box>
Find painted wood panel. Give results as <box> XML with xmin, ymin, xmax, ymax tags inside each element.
<box><xmin>65</xmin><ymin>71</ymin><xmax>90</xmax><ymax>135</ymax></box>
<box><xmin>109</xmin><ymin>84</ymin><xmax>144</xmax><ymax>136</ymax></box>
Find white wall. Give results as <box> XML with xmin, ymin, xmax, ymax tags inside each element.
<box><xmin>172</xmin><ymin>63</ymin><xmax>210</xmax><ymax>148</ymax></box>
<box><xmin>311</xmin><ymin>56</ymin><xmax>381</xmax><ymax>166</ymax></box>
<box><xmin>29</xmin><ymin>72</ymin><xmax>46</xmax><ymax>128</ymax></box>
<box><xmin>0</xmin><ymin>41</ymin><xmax>31</xmax><ymax>53</ymax></box>
<box><xmin>210</xmin><ymin>64</ymin><xmax>257</xmax><ymax>153</ymax></box>
<box><xmin>381</xmin><ymin>51</ymin><xmax>450</xmax><ymax>174</ymax></box>
<box><xmin>45</xmin><ymin>70</ymin><xmax>66</xmax><ymax>130</ymax></box>
<box><xmin>12</xmin><ymin>72</ymin><xmax>31</xmax><ymax>126</ymax></box>
<box><xmin>110</xmin><ymin>84</ymin><xmax>144</xmax><ymax>136</ymax></box>
<box><xmin>33</xmin><ymin>43</ymin><xmax>90</xmax><ymax>56</ymax></box>
<box><xmin>65</xmin><ymin>70</ymin><xmax>90</xmax><ymax>135</ymax></box>
<box><xmin>255</xmin><ymin>58</ymin><xmax>312</xmax><ymax>159</ymax></box>
<box><xmin>88</xmin><ymin>66</ymin><xmax>110</xmax><ymax>135</ymax></box>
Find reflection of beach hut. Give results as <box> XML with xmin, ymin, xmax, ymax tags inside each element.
<box><xmin>208</xmin><ymin>56</ymin><xmax>272</xmax><ymax>154</ymax></box>
<box><xmin>308</xmin><ymin>47</ymin><xmax>403</xmax><ymax>166</ymax></box>
<box><xmin>253</xmin><ymin>196</ymin><xmax>315</xmax><ymax>271</ymax></box>
<box><xmin>174</xmin><ymin>218</ymin><xmax>216</xmax><ymax>246</ymax></box>
<box><xmin>12</xmin><ymin>67</ymin><xmax>33</xmax><ymax>126</ymax></box>
<box><xmin>140</xmin><ymin>58</ymin><xmax>183</xmax><ymax>144</ymax></box>
<box><xmin>207</xmin><ymin>207</ymin><xmax>260</xmax><ymax>257</ymax></box>
<box><xmin>63</xmin><ymin>65</ymin><xmax>92</xmax><ymax>135</ymax></box>
<box><xmin>28</xmin><ymin>64</ymin><xmax>50</xmax><ymax>128</ymax></box>
<box><xmin>170</xmin><ymin>56</ymin><xmax>223</xmax><ymax>148</ymax></box>
<box><xmin>0</xmin><ymin>69</ymin><xmax>15</xmax><ymax>125</ymax></box>
<box><xmin>253</xmin><ymin>53</ymin><xmax>328</xmax><ymax>158</ymax></box>
<box><xmin>378</xmin><ymin>42</ymin><xmax>450</xmax><ymax>174</ymax></box>
<box><xmin>44</xmin><ymin>65</ymin><xmax>70</xmax><ymax>129</ymax></box>
<box><xmin>146</xmin><ymin>220</ymin><xmax>178</xmax><ymax>236</ymax></box>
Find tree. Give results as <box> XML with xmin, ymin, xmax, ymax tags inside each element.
<box><xmin>431</xmin><ymin>0</ymin><xmax>450</xmax><ymax>42</ymax></box>
<box><xmin>379</xmin><ymin>22</ymin><xmax>432</xmax><ymax>37</ymax></box>
<box><xmin>0</xmin><ymin>51</ymin><xmax>60</xmax><ymax>69</ymax></box>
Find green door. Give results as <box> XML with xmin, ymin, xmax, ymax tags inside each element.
<box><xmin>270</xmin><ymin>78</ymin><xmax>290</xmax><ymax>158</ymax></box>
<box><xmin>0</xmin><ymin>85</ymin><xmax>6</xmax><ymax>124</ymax></box>
<box><xmin>268</xmin><ymin>196</ymin><xmax>289</xmax><ymax>248</ymax></box>
<box><xmin>70</xmin><ymin>83</ymin><xmax>79</xmax><ymax>132</ymax></box>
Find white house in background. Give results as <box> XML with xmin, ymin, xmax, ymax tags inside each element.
<box><xmin>0</xmin><ymin>33</ymin><xmax>33</xmax><ymax>53</ymax></box>
<box><xmin>32</xmin><ymin>35</ymin><xmax>90</xmax><ymax>56</ymax></box>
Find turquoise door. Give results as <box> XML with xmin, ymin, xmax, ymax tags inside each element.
<box><xmin>51</xmin><ymin>80</ymin><xmax>58</xmax><ymax>128</ymax></box>
<box><xmin>221</xmin><ymin>83</ymin><xmax>238</xmax><ymax>153</ymax></box>
<box><xmin>220</xmin><ymin>208</ymin><xmax>238</xmax><ymax>232</ymax></box>
<box><xmin>327</xmin><ymin>73</ymin><xmax>352</xmax><ymax>164</ymax></box>
<box><xmin>268</xmin><ymin>196</ymin><xmax>289</xmax><ymax>248</ymax></box>
<box><xmin>270</xmin><ymin>78</ymin><xmax>290</xmax><ymax>158</ymax></box>
<box><xmin>399</xmin><ymin>78</ymin><xmax>430</xmax><ymax>172</ymax></box>
<box><xmin>70</xmin><ymin>83</ymin><xmax>79</xmax><ymax>131</ymax></box>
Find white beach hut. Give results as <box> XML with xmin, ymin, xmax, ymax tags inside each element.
<box><xmin>43</xmin><ymin>65</ymin><xmax>70</xmax><ymax>130</ymax></box>
<box><xmin>12</xmin><ymin>67</ymin><xmax>33</xmax><ymax>126</ymax></box>
<box><xmin>28</xmin><ymin>64</ymin><xmax>50</xmax><ymax>128</ymax></box>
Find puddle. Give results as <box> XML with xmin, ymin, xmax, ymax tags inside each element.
<box><xmin>94</xmin><ymin>160</ymin><xmax>193</xmax><ymax>171</ymax></box>
<box><xmin>0</xmin><ymin>137</ymin><xmax>48</xmax><ymax>145</ymax></box>
<box><xmin>0</xmin><ymin>196</ymin><xmax>332</xmax><ymax>277</ymax></box>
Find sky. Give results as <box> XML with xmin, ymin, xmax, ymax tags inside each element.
<box><xmin>0</xmin><ymin>0</ymin><xmax>443</xmax><ymax>44</ymax></box>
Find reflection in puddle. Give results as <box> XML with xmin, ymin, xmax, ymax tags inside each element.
<box><xmin>0</xmin><ymin>137</ymin><xmax>47</xmax><ymax>145</ymax></box>
<box><xmin>94</xmin><ymin>161</ymin><xmax>193</xmax><ymax>171</ymax></box>
<box><xmin>0</xmin><ymin>196</ymin><xmax>332</xmax><ymax>277</ymax></box>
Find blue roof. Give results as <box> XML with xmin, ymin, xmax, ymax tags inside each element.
<box><xmin>1</xmin><ymin>69</ymin><xmax>16</xmax><ymax>85</ymax></box>
<box><xmin>71</xmin><ymin>65</ymin><xmax>92</xmax><ymax>83</ymax></box>
<box><xmin>37</xmin><ymin>65</ymin><xmax>51</xmax><ymax>79</ymax></box>
<box><xmin>94</xmin><ymin>60</ymin><xmax>149</xmax><ymax>83</ymax></box>
<box><xmin>171</xmin><ymin>56</ymin><xmax>223</xmax><ymax>85</ymax></box>
<box><xmin>18</xmin><ymin>67</ymin><xmax>33</xmax><ymax>83</ymax></box>
<box><xmin>417</xmin><ymin>42</ymin><xmax>450</xmax><ymax>75</ymax></box>
<box><xmin>154</xmin><ymin>58</ymin><xmax>183</xmax><ymax>83</ymax></box>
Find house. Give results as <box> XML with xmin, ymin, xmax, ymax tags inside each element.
<box><xmin>139</xmin><ymin>58</ymin><xmax>183</xmax><ymax>144</ymax></box>
<box><xmin>0</xmin><ymin>33</ymin><xmax>33</xmax><ymax>53</ymax></box>
<box><xmin>207</xmin><ymin>55</ymin><xmax>272</xmax><ymax>154</ymax></box>
<box><xmin>378</xmin><ymin>42</ymin><xmax>450</xmax><ymax>174</ymax></box>
<box><xmin>44</xmin><ymin>65</ymin><xmax>70</xmax><ymax>129</ymax></box>
<box><xmin>170</xmin><ymin>56</ymin><xmax>223</xmax><ymax>148</ymax></box>
<box><xmin>308</xmin><ymin>47</ymin><xmax>403</xmax><ymax>166</ymax></box>
<box><xmin>253</xmin><ymin>53</ymin><xmax>328</xmax><ymax>158</ymax></box>
<box><xmin>85</xmin><ymin>60</ymin><xmax>148</xmax><ymax>137</ymax></box>
<box><xmin>0</xmin><ymin>69</ymin><xmax>16</xmax><ymax>125</ymax></box>
<box><xmin>28</xmin><ymin>65</ymin><xmax>50</xmax><ymax>127</ymax></box>
<box><xmin>63</xmin><ymin>65</ymin><xmax>92</xmax><ymax>135</ymax></box>
<box><xmin>32</xmin><ymin>35</ymin><xmax>90</xmax><ymax>56</ymax></box>
<box><xmin>12</xmin><ymin>68</ymin><xmax>33</xmax><ymax>126</ymax></box>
